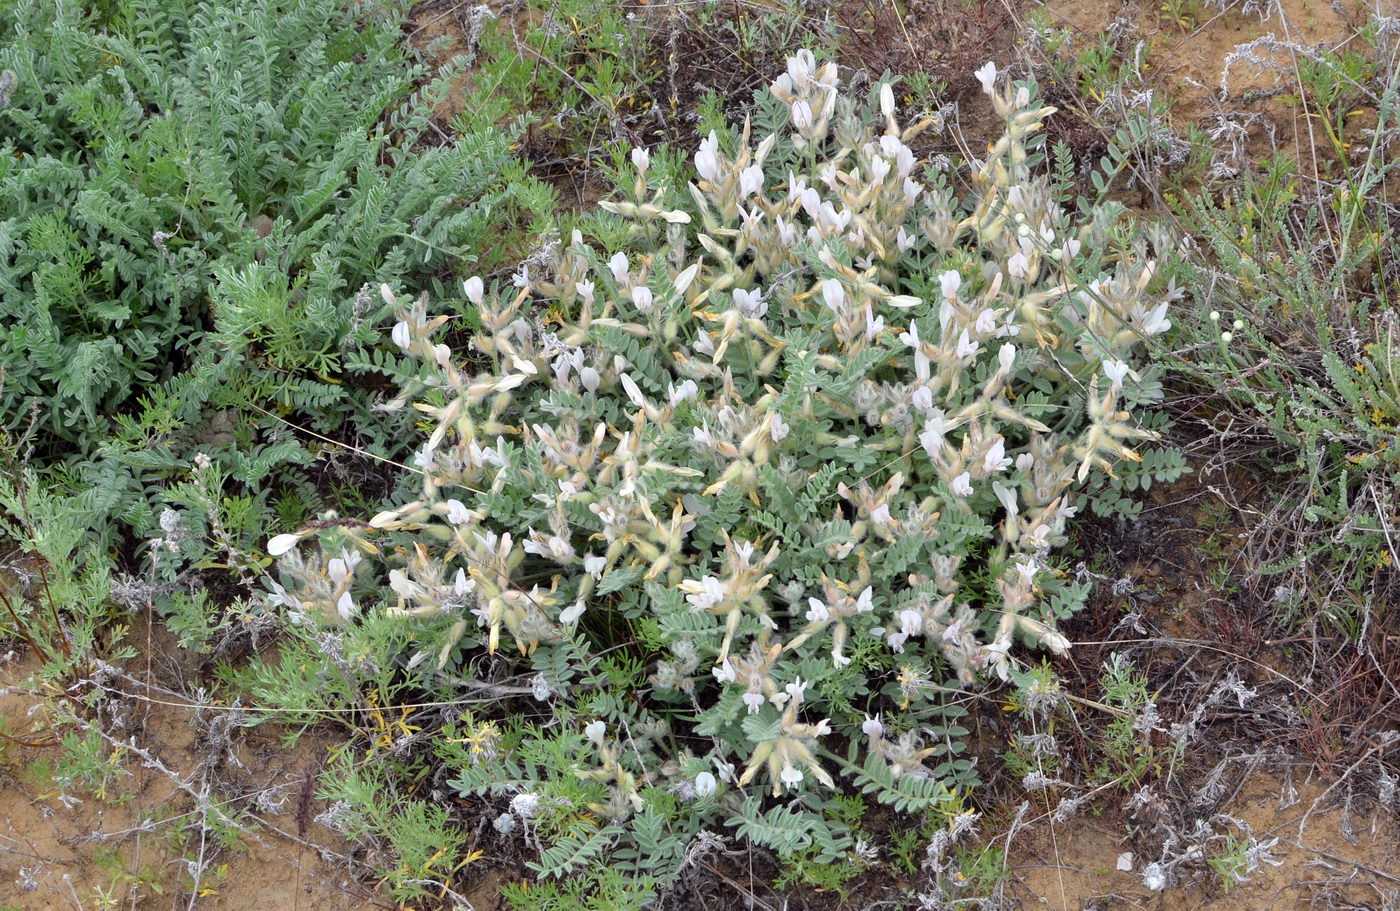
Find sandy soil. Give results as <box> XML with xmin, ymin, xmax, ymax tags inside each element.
<box><xmin>1014</xmin><ymin>773</ymin><xmax>1399</xmax><ymax>910</ymax></box>
<box><xmin>1040</xmin><ymin>0</ymin><xmax>1373</xmax><ymax>167</ymax></box>
<box><xmin>0</xmin><ymin>637</ymin><xmax>378</xmax><ymax>910</ymax></box>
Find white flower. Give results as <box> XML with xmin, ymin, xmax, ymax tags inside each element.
<box><xmin>733</xmin><ymin>287</ymin><xmax>767</xmax><ymax>318</ymax></box>
<box><xmin>984</xmin><ymin>439</ymin><xmax>1011</xmax><ymax>474</ymax></box>
<box><xmin>579</xmin><ymin>366</ymin><xmax>600</xmax><ymax>393</ymax></box>
<box><xmin>620</xmin><ymin>373</ymin><xmax>646</xmax><ymax>407</ymax></box>
<box><xmin>770</xmin><ymin>414</ymin><xmax>790</xmax><ymax>443</ymax></box>
<box><xmin>1015</xmin><ymin>452</ymin><xmax>1034</xmax><ymax>472</ymax></box>
<box><xmin>821</xmin><ymin>278</ymin><xmax>845</xmax><ymax>311</ymax></box>
<box><xmin>336</xmin><ymin>591</ymin><xmax>355</xmax><ymax>621</ymax></box>
<box><xmin>743</xmin><ymin>691</ymin><xmax>765</xmax><ymax>714</ymax></box>
<box><xmin>585</xmin><ymin>720</ymin><xmax>606</xmax><ymax>744</ymax></box>
<box><xmin>792</xmin><ymin>99</ymin><xmax>813</xmax><ymax>132</ymax></box>
<box><xmin>674</xmin><ymin>262</ymin><xmax>700</xmax><ymax>295</ymax></box>
<box><xmin>898</xmin><ymin>609</ymin><xmax>923</xmax><ymax>636</ymax></box>
<box><xmin>695</xmin><ymin>771</ymin><xmax>717</xmax><ymax>798</ymax></box>
<box><xmin>862</xmin><ymin>715</ymin><xmax>885</xmax><ymax>739</ymax></box>
<box><xmin>739</xmin><ymin>164</ymin><xmax>764</xmax><ymax>198</ymax></box>
<box><xmin>865</xmin><ymin>304</ymin><xmax>885</xmax><ymax>340</ymax></box>
<box><xmin>267</xmin><ymin>533</ymin><xmax>302</xmax><ymax>557</ymax></box>
<box><xmin>855</xmin><ymin>587</ymin><xmax>874</xmax><ymax>613</ymax></box>
<box><xmin>685</xmin><ymin>575</ymin><xmax>726</xmax><ymax>611</ymax></box>
<box><xmin>390</xmin><ymin>320</ymin><xmax>411</xmax><ymax>351</ymax></box>
<box><xmin>454</xmin><ymin>568</ymin><xmax>474</xmax><ymax>596</ymax></box>
<box><xmin>445</xmin><ymin>499</ymin><xmax>471</xmax><ymax>524</ymax></box>
<box><xmin>880</xmin><ymin>82</ymin><xmax>895</xmax><ymax>118</ymax></box>
<box><xmin>1141</xmin><ymin>301</ymin><xmax>1171</xmax><ymax>336</ymax></box>
<box><xmin>785</xmin><ymin>677</ymin><xmax>807</xmax><ymax>703</ymax></box>
<box><xmin>1220</xmin><ymin>331</ymin><xmax>1233</xmax><ymax>343</ymax></box>
<box><xmin>992</xmin><ymin>481</ymin><xmax>1017</xmax><ymax>516</ymax></box>
<box><xmin>668</xmin><ymin>379</ymin><xmax>698</xmax><ymax>405</ymax></box>
<box><xmin>998</xmin><ymin>343</ymin><xmax>1017</xmax><ymax>373</ymax></box>
<box><xmin>1103</xmin><ymin>359</ymin><xmax>1131</xmax><ymax>387</ymax></box>
<box><xmin>463</xmin><ymin>276</ymin><xmax>484</xmax><ymax>305</ymax></box>
<box><xmin>560</xmin><ymin>601</ymin><xmax>585</xmax><ymax>625</ymax></box>
<box><xmin>631</xmin><ymin>285</ymin><xmax>654</xmax><ymax>313</ymax></box>
<box><xmin>780</xmin><ymin>764</ymin><xmax>804</xmax><ymax>787</ymax></box>
<box><xmin>919</xmin><ymin>410</ymin><xmax>949</xmax><ymax>456</ymax></box>
<box><xmin>975</xmin><ymin>308</ymin><xmax>998</xmax><ymax>334</ymax></box>
<box><xmin>940</xmin><ymin>270</ymin><xmax>961</xmax><ymax>299</ymax></box>
<box><xmin>695</xmin><ymin>131</ymin><xmax>721</xmax><ymax>181</ymax></box>
<box><xmin>1008</xmin><ymin>251</ymin><xmax>1029</xmax><ymax>279</ymax></box>
<box><xmin>631</xmin><ymin>146</ymin><xmax>650</xmax><ymax>172</ymax></box>
<box><xmin>912</xmin><ymin>385</ymin><xmax>933</xmax><ymax>412</ymax></box>
<box><xmin>975</xmin><ymin>61</ymin><xmax>998</xmax><ymax>95</ymax></box>
<box><xmin>955</xmin><ymin>329</ymin><xmax>980</xmax><ymax>360</ymax></box>
<box><xmin>951</xmin><ymin>472</ymin><xmax>973</xmax><ymax>497</ymax></box>
<box><xmin>871</xmin><ymin>503</ymin><xmax>892</xmax><ymax>525</ymax></box>
<box><xmin>903</xmin><ymin>177</ymin><xmax>922</xmax><ymax>206</ymax></box>
<box><xmin>609</xmin><ymin>251</ymin><xmax>630</xmax><ymax>285</ymax></box>
<box><xmin>577</xmin><ymin>279</ymin><xmax>596</xmax><ymax>306</ymax></box>
<box><xmin>806</xmin><ymin>598</ymin><xmax>831</xmax><ymax>623</ymax></box>
<box><xmin>692</xmin><ymin>329</ymin><xmax>715</xmax><ymax>356</ymax></box>
<box><xmin>898</xmin><ymin>320</ymin><xmax>920</xmax><ymax>350</ymax></box>
<box><xmin>786</xmin><ymin>171</ymin><xmax>807</xmax><ymax>201</ymax></box>
<box><xmin>775</xmin><ymin>215</ymin><xmax>798</xmax><ymax>248</ymax></box>
<box><xmin>1209</xmin><ymin>311</ymin><xmax>1220</xmax><ymax>322</ymax></box>
<box><xmin>712</xmin><ymin>658</ymin><xmax>737</xmax><ymax>683</ymax></box>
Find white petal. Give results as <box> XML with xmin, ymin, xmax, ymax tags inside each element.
<box><xmin>336</xmin><ymin>591</ymin><xmax>355</xmax><ymax>621</ymax></box>
<box><xmin>267</xmin><ymin>533</ymin><xmax>302</xmax><ymax>556</ymax></box>
<box><xmin>463</xmin><ymin>276</ymin><xmax>484</xmax><ymax>305</ymax></box>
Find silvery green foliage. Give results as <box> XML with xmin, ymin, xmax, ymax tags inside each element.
<box><xmin>268</xmin><ymin>51</ymin><xmax>1174</xmax><ymax>859</ymax></box>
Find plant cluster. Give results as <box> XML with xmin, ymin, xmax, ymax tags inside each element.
<box><xmin>264</xmin><ymin>50</ymin><xmax>1181</xmax><ymax>892</ymax></box>
<box><xmin>1169</xmin><ymin>23</ymin><xmax>1399</xmax><ymax>627</ymax></box>
<box><xmin>0</xmin><ymin>0</ymin><xmax>551</xmax><ymax>553</ymax></box>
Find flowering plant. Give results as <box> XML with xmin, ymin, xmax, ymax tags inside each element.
<box><xmin>265</xmin><ymin>51</ymin><xmax>1179</xmax><ymax>874</ymax></box>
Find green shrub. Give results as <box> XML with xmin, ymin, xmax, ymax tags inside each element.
<box><xmin>0</xmin><ymin>0</ymin><xmax>552</xmax><ymax>548</ymax></box>
<box><xmin>261</xmin><ymin>52</ymin><xmax>1183</xmax><ymax>894</ymax></box>
<box><xmin>1170</xmin><ymin>57</ymin><xmax>1399</xmax><ymax>624</ymax></box>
